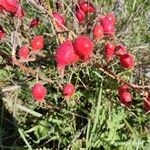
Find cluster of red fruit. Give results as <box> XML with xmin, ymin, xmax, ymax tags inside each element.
<box><xmin>32</xmin><ymin>83</ymin><xmax>75</xmax><ymax>102</ymax></box>
<box><xmin>0</xmin><ymin>0</ymin><xmax>26</xmax><ymax>40</ymax></box>
<box><xmin>18</xmin><ymin>35</ymin><xmax>75</xmax><ymax>102</ymax></box>
<box><xmin>53</xmin><ymin>1</ymin><xmax>135</xmax><ymax>106</ymax></box>
<box><xmin>0</xmin><ymin>0</ymin><xmax>25</xmax><ymax>18</ymax></box>
<box><xmin>18</xmin><ymin>35</ymin><xmax>44</xmax><ymax>60</ymax></box>
<box><xmin>118</xmin><ymin>84</ymin><xmax>132</xmax><ymax>106</ymax></box>
<box><xmin>0</xmin><ymin>1</ymin><xmax>76</xmax><ymax>102</ymax></box>
<box><xmin>75</xmin><ymin>1</ymin><xmax>95</xmax><ymax>23</ymax></box>
<box><xmin>105</xmin><ymin>43</ymin><xmax>134</xmax><ymax>69</ymax></box>
<box><xmin>0</xmin><ymin>0</ymin><xmax>148</xmax><ymax>110</ymax></box>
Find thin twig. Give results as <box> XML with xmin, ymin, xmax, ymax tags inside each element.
<box><xmin>93</xmin><ymin>63</ymin><xmax>150</xmax><ymax>90</ymax></box>
<box><xmin>12</xmin><ymin>59</ymin><xmax>52</xmax><ymax>84</ymax></box>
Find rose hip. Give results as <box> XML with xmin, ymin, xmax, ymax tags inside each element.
<box><xmin>118</xmin><ymin>84</ymin><xmax>130</xmax><ymax>94</ymax></box>
<box><xmin>18</xmin><ymin>46</ymin><xmax>29</xmax><ymax>60</ymax></box>
<box><xmin>0</xmin><ymin>0</ymin><xmax>19</xmax><ymax>13</ymax></box>
<box><xmin>74</xmin><ymin>35</ymin><xmax>93</xmax><ymax>60</ymax></box>
<box><xmin>52</xmin><ymin>12</ymin><xmax>65</xmax><ymax>30</ymax></box>
<box><xmin>105</xmin><ymin>42</ymin><xmax>115</xmax><ymax>61</ymax></box>
<box><xmin>144</xmin><ymin>94</ymin><xmax>150</xmax><ymax>111</ymax></box>
<box><xmin>31</xmin><ymin>35</ymin><xmax>44</xmax><ymax>52</ymax></box>
<box><xmin>119</xmin><ymin>91</ymin><xmax>132</xmax><ymax>106</ymax></box>
<box><xmin>93</xmin><ymin>24</ymin><xmax>104</xmax><ymax>40</ymax></box>
<box><xmin>29</xmin><ymin>18</ymin><xmax>39</xmax><ymax>28</ymax></box>
<box><xmin>63</xmin><ymin>83</ymin><xmax>75</xmax><ymax>97</ymax></box>
<box><xmin>120</xmin><ymin>53</ymin><xmax>134</xmax><ymax>69</ymax></box>
<box><xmin>75</xmin><ymin>9</ymin><xmax>85</xmax><ymax>23</ymax></box>
<box><xmin>32</xmin><ymin>83</ymin><xmax>47</xmax><ymax>102</ymax></box>
<box><xmin>0</xmin><ymin>26</ymin><xmax>5</xmax><ymax>40</ymax></box>
<box><xmin>115</xmin><ymin>44</ymin><xmax>127</xmax><ymax>56</ymax></box>
<box><xmin>79</xmin><ymin>2</ymin><xmax>95</xmax><ymax>13</ymax></box>
<box><xmin>55</xmin><ymin>40</ymin><xmax>79</xmax><ymax>77</ymax></box>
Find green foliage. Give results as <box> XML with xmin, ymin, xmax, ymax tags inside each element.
<box><xmin>0</xmin><ymin>0</ymin><xmax>150</xmax><ymax>150</ymax></box>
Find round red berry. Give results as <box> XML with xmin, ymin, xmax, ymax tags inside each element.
<box><xmin>144</xmin><ymin>95</ymin><xmax>150</xmax><ymax>111</ymax></box>
<box><xmin>29</xmin><ymin>18</ymin><xmax>39</xmax><ymax>28</ymax></box>
<box><xmin>1</xmin><ymin>0</ymin><xmax>19</xmax><ymax>13</ymax></box>
<box><xmin>74</xmin><ymin>35</ymin><xmax>93</xmax><ymax>60</ymax></box>
<box><xmin>102</xmin><ymin>22</ymin><xmax>115</xmax><ymax>36</ymax></box>
<box><xmin>32</xmin><ymin>83</ymin><xmax>47</xmax><ymax>102</ymax></box>
<box><xmin>18</xmin><ymin>46</ymin><xmax>29</xmax><ymax>59</ymax></box>
<box><xmin>75</xmin><ymin>9</ymin><xmax>85</xmax><ymax>23</ymax></box>
<box><xmin>118</xmin><ymin>84</ymin><xmax>130</xmax><ymax>94</ymax></box>
<box><xmin>0</xmin><ymin>5</ymin><xmax>4</xmax><ymax>12</ymax></box>
<box><xmin>100</xmin><ymin>14</ymin><xmax>116</xmax><ymax>36</ymax></box>
<box><xmin>93</xmin><ymin>24</ymin><xmax>104</xmax><ymax>40</ymax></box>
<box><xmin>120</xmin><ymin>54</ymin><xmax>134</xmax><ymax>69</ymax></box>
<box><xmin>63</xmin><ymin>83</ymin><xmax>75</xmax><ymax>97</ymax></box>
<box><xmin>52</xmin><ymin>12</ymin><xmax>65</xmax><ymax>30</ymax></box>
<box><xmin>115</xmin><ymin>44</ymin><xmax>127</xmax><ymax>56</ymax></box>
<box><xmin>105</xmin><ymin>12</ymin><xmax>116</xmax><ymax>25</ymax></box>
<box><xmin>31</xmin><ymin>35</ymin><xmax>44</xmax><ymax>52</ymax></box>
<box><xmin>105</xmin><ymin>42</ymin><xmax>115</xmax><ymax>61</ymax></box>
<box><xmin>119</xmin><ymin>91</ymin><xmax>132</xmax><ymax>105</ymax></box>
<box><xmin>88</xmin><ymin>4</ymin><xmax>95</xmax><ymax>13</ymax></box>
<box><xmin>79</xmin><ymin>2</ymin><xmax>95</xmax><ymax>13</ymax></box>
<box><xmin>55</xmin><ymin>40</ymin><xmax>79</xmax><ymax>77</ymax></box>
<box><xmin>0</xmin><ymin>26</ymin><xmax>5</xmax><ymax>40</ymax></box>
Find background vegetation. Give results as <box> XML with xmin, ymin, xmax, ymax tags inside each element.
<box><xmin>0</xmin><ymin>0</ymin><xmax>150</xmax><ymax>149</ymax></box>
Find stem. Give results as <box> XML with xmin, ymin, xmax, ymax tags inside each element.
<box><xmin>12</xmin><ymin>59</ymin><xmax>52</xmax><ymax>84</ymax></box>
<box><xmin>93</xmin><ymin>63</ymin><xmax>150</xmax><ymax>90</ymax></box>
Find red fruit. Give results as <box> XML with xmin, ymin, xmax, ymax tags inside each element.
<box><xmin>29</xmin><ymin>18</ymin><xmax>39</xmax><ymax>28</ymax></box>
<box><xmin>31</xmin><ymin>35</ymin><xmax>44</xmax><ymax>52</ymax></box>
<box><xmin>18</xmin><ymin>46</ymin><xmax>29</xmax><ymax>60</ymax></box>
<box><xmin>100</xmin><ymin>13</ymin><xmax>115</xmax><ymax>25</ymax></box>
<box><xmin>120</xmin><ymin>54</ymin><xmax>134</xmax><ymax>69</ymax></box>
<box><xmin>75</xmin><ymin>9</ymin><xmax>85</xmax><ymax>23</ymax></box>
<box><xmin>99</xmin><ymin>14</ymin><xmax>116</xmax><ymax>36</ymax></box>
<box><xmin>0</xmin><ymin>5</ymin><xmax>4</xmax><ymax>12</ymax></box>
<box><xmin>15</xmin><ymin>6</ymin><xmax>25</xmax><ymax>19</ymax></box>
<box><xmin>105</xmin><ymin>42</ymin><xmax>115</xmax><ymax>61</ymax></box>
<box><xmin>74</xmin><ymin>35</ymin><xmax>93</xmax><ymax>60</ymax></box>
<box><xmin>105</xmin><ymin>12</ymin><xmax>115</xmax><ymax>25</ymax></box>
<box><xmin>79</xmin><ymin>2</ymin><xmax>88</xmax><ymax>12</ymax></box>
<box><xmin>79</xmin><ymin>2</ymin><xmax>95</xmax><ymax>13</ymax></box>
<box><xmin>1</xmin><ymin>0</ymin><xmax>19</xmax><ymax>13</ymax></box>
<box><xmin>93</xmin><ymin>24</ymin><xmax>104</xmax><ymax>40</ymax></box>
<box><xmin>115</xmin><ymin>44</ymin><xmax>127</xmax><ymax>56</ymax></box>
<box><xmin>55</xmin><ymin>40</ymin><xmax>79</xmax><ymax>77</ymax></box>
<box><xmin>63</xmin><ymin>83</ymin><xmax>75</xmax><ymax>97</ymax></box>
<box><xmin>118</xmin><ymin>84</ymin><xmax>130</xmax><ymax>94</ymax></box>
<box><xmin>119</xmin><ymin>91</ymin><xmax>132</xmax><ymax>105</ymax></box>
<box><xmin>144</xmin><ymin>100</ymin><xmax>150</xmax><ymax>112</ymax></box>
<box><xmin>52</xmin><ymin>12</ymin><xmax>65</xmax><ymax>30</ymax></box>
<box><xmin>0</xmin><ymin>26</ymin><xmax>5</xmax><ymax>40</ymax></box>
<box><xmin>144</xmin><ymin>94</ymin><xmax>150</xmax><ymax>111</ymax></box>
<box><xmin>32</xmin><ymin>83</ymin><xmax>47</xmax><ymax>102</ymax></box>
<box><xmin>102</xmin><ymin>22</ymin><xmax>115</xmax><ymax>36</ymax></box>
<box><xmin>118</xmin><ymin>84</ymin><xmax>132</xmax><ymax>106</ymax></box>
<box><xmin>88</xmin><ymin>4</ymin><xmax>95</xmax><ymax>13</ymax></box>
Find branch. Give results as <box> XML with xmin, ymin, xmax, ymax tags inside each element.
<box><xmin>93</xmin><ymin>63</ymin><xmax>150</xmax><ymax>91</ymax></box>
<box><xmin>12</xmin><ymin>58</ymin><xmax>52</xmax><ymax>84</ymax></box>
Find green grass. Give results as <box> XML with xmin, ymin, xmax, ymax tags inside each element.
<box><xmin>0</xmin><ymin>0</ymin><xmax>150</xmax><ymax>149</ymax></box>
